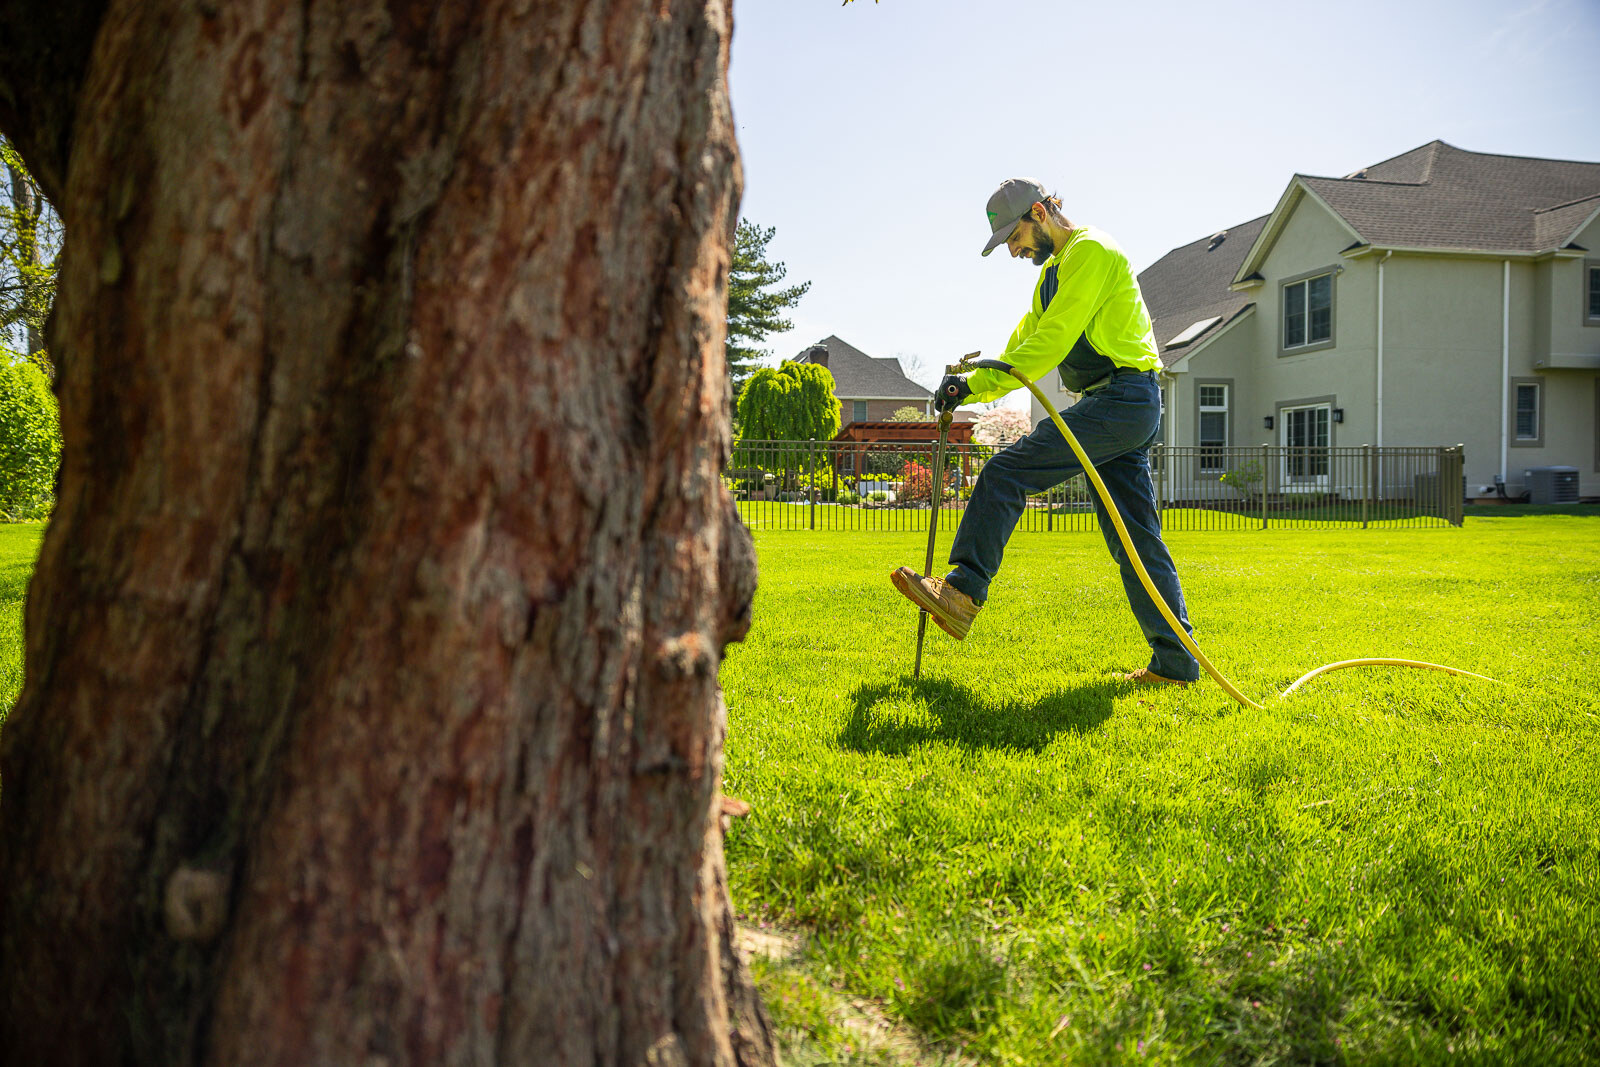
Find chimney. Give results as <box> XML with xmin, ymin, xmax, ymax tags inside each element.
<box><xmin>806</xmin><ymin>343</ymin><xmax>828</xmax><ymax>368</ymax></box>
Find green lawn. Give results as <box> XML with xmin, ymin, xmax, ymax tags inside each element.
<box><xmin>1</xmin><ymin>519</ymin><xmax>1594</xmax><ymax>1062</ymax></box>
<box><xmin>0</xmin><ymin>524</ymin><xmax>43</xmax><ymax>724</ymax></box>
<box><xmin>721</xmin><ymin>517</ymin><xmax>1600</xmax><ymax>1064</ymax></box>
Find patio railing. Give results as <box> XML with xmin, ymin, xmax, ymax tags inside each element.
<box><xmin>727</xmin><ymin>439</ymin><xmax>1465</xmax><ymax>532</ymax></box>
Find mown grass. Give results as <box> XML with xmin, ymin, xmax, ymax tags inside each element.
<box><xmin>721</xmin><ymin>516</ymin><xmax>1600</xmax><ymax>1064</ymax></box>
<box><xmin>0</xmin><ymin>524</ymin><xmax>43</xmax><ymax>726</ymax></box>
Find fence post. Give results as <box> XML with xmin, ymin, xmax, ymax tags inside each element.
<box><xmin>1362</xmin><ymin>443</ymin><xmax>1371</xmax><ymax>529</ymax></box>
<box><xmin>1440</xmin><ymin>441</ymin><xmax>1452</xmax><ymax>524</ymax></box>
<box><xmin>808</xmin><ymin>438</ymin><xmax>816</xmax><ymax>530</ymax></box>
<box><xmin>1443</xmin><ymin>444</ymin><xmax>1465</xmax><ymax>526</ymax></box>
<box><xmin>1156</xmin><ymin>443</ymin><xmax>1166</xmax><ymax>519</ymax></box>
<box><xmin>830</xmin><ymin>443</ymin><xmax>838</xmax><ymax>529</ymax></box>
<box><xmin>1260</xmin><ymin>443</ymin><xmax>1269</xmax><ymax>529</ymax></box>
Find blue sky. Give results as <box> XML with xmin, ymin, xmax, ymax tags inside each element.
<box><xmin>727</xmin><ymin>0</ymin><xmax>1600</xmax><ymax>407</ymax></box>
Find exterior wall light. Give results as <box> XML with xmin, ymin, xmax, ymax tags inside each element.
<box><xmin>1332</xmin><ymin>408</ymin><xmax>1344</xmax><ymax>423</ymax></box>
<box><xmin>1262</xmin><ymin>416</ymin><xmax>1274</xmax><ymax>430</ymax></box>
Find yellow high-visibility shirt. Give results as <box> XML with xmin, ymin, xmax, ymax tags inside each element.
<box><xmin>966</xmin><ymin>225</ymin><xmax>1160</xmax><ymax>403</ymax></box>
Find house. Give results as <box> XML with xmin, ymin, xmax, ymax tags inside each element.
<box><xmin>793</xmin><ymin>335</ymin><xmax>935</xmax><ymax>424</ymax></box>
<box><xmin>1030</xmin><ymin>141</ymin><xmax>1600</xmax><ymax>502</ymax></box>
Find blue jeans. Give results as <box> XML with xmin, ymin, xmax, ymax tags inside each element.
<box><xmin>945</xmin><ymin>370</ymin><xmax>1200</xmax><ymax>682</ymax></box>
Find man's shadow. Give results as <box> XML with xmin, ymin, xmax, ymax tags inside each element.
<box><xmin>837</xmin><ymin>675</ymin><xmax>1116</xmax><ymax>756</ymax></box>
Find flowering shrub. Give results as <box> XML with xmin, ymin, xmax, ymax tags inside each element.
<box><xmin>899</xmin><ymin>459</ymin><xmax>933</xmax><ymax>501</ymax></box>
<box><xmin>974</xmin><ymin>407</ymin><xmax>1032</xmax><ymax>448</ymax></box>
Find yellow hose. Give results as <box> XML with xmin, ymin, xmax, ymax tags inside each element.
<box><xmin>987</xmin><ymin>363</ymin><xmax>1502</xmax><ymax>708</ymax></box>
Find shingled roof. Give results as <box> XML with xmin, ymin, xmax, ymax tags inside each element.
<box><xmin>791</xmin><ymin>335</ymin><xmax>933</xmax><ymax>401</ymax></box>
<box><xmin>1141</xmin><ymin>141</ymin><xmax>1600</xmax><ymax>363</ymax></box>
<box><xmin>1251</xmin><ymin>142</ymin><xmax>1600</xmax><ymax>279</ymax></box>
<box><xmin>1136</xmin><ymin>214</ymin><xmax>1267</xmax><ymax>365</ymax></box>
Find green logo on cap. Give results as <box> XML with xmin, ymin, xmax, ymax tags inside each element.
<box><xmin>987</xmin><ymin>210</ymin><xmax>997</xmax><ymax>222</ymax></box>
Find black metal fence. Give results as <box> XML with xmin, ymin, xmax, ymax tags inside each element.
<box><xmin>728</xmin><ymin>439</ymin><xmax>1465</xmax><ymax>532</ymax></box>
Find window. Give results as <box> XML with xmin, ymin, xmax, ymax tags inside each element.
<box><xmin>1510</xmin><ymin>379</ymin><xmax>1543</xmax><ymax>447</ymax></box>
<box><xmin>1282</xmin><ymin>404</ymin><xmax>1330</xmax><ymax>479</ymax></box>
<box><xmin>852</xmin><ymin>400</ymin><xmax>867</xmax><ymax>423</ymax></box>
<box><xmin>1587</xmin><ymin>261</ymin><xmax>1600</xmax><ymax>324</ymax></box>
<box><xmin>1515</xmin><ymin>384</ymin><xmax>1538</xmax><ymax>440</ymax></box>
<box><xmin>1198</xmin><ymin>383</ymin><xmax>1229</xmax><ymax>473</ymax></box>
<box><xmin>1282</xmin><ymin>271</ymin><xmax>1334</xmax><ymax>351</ymax></box>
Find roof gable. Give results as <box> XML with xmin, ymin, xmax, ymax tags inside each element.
<box><xmin>1235</xmin><ymin>142</ymin><xmax>1600</xmax><ymax>279</ymax></box>
<box><xmin>791</xmin><ymin>335</ymin><xmax>933</xmax><ymax>400</ymax></box>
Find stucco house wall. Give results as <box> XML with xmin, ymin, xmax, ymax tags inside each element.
<box><xmin>1035</xmin><ymin>143</ymin><xmax>1600</xmax><ymax>500</ymax></box>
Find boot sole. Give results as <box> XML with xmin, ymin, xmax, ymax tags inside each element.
<box><xmin>890</xmin><ymin>568</ymin><xmax>971</xmax><ymax>641</ymax></box>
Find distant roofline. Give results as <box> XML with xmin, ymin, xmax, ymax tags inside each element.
<box><xmin>1150</xmin><ymin>213</ymin><xmax>1270</xmax><ymax>262</ymax></box>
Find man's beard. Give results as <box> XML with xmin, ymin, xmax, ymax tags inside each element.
<box><xmin>1024</xmin><ymin>221</ymin><xmax>1054</xmax><ymax>265</ymax></box>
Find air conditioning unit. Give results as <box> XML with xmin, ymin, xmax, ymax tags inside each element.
<box><xmin>1524</xmin><ymin>466</ymin><xmax>1579</xmax><ymax>504</ymax></box>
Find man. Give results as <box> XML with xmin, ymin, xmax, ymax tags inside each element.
<box><xmin>890</xmin><ymin>178</ymin><xmax>1200</xmax><ymax>686</ymax></box>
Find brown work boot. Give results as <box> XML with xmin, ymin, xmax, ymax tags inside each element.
<box><xmin>1123</xmin><ymin>667</ymin><xmax>1189</xmax><ymax>687</ymax></box>
<box><xmin>890</xmin><ymin>566</ymin><xmax>981</xmax><ymax>640</ymax></box>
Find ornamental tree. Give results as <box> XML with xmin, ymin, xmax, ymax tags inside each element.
<box><xmin>974</xmin><ymin>406</ymin><xmax>1034</xmax><ymax>448</ymax></box>
<box><xmin>735</xmin><ymin>359</ymin><xmax>841</xmax><ymax>443</ymax></box>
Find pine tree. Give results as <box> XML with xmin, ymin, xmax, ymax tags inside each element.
<box><xmin>726</xmin><ymin>219</ymin><xmax>809</xmax><ymax>397</ymax></box>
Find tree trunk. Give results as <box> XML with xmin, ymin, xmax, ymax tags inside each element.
<box><xmin>0</xmin><ymin>2</ymin><xmax>771</xmax><ymax>1064</ymax></box>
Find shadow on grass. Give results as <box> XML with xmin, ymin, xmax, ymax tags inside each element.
<box><xmin>838</xmin><ymin>675</ymin><xmax>1115</xmax><ymax>755</ymax></box>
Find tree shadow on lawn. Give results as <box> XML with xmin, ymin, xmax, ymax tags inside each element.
<box><xmin>837</xmin><ymin>675</ymin><xmax>1116</xmax><ymax>756</ymax></box>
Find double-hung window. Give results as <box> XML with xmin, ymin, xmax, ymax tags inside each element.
<box><xmin>1198</xmin><ymin>383</ymin><xmax>1229</xmax><ymax>473</ymax></box>
<box><xmin>1514</xmin><ymin>381</ymin><xmax>1541</xmax><ymax>444</ymax></box>
<box><xmin>1282</xmin><ymin>271</ymin><xmax>1334</xmax><ymax>351</ymax></box>
<box><xmin>852</xmin><ymin>400</ymin><xmax>868</xmax><ymax>423</ymax></box>
<box><xmin>1586</xmin><ymin>261</ymin><xmax>1600</xmax><ymax>325</ymax></box>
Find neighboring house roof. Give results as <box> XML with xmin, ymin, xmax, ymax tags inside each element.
<box><xmin>792</xmin><ymin>335</ymin><xmax>934</xmax><ymax>401</ymax></box>
<box><xmin>1236</xmin><ymin>141</ymin><xmax>1600</xmax><ymax>281</ymax></box>
<box><xmin>1136</xmin><ymin>214</ymin><xmax>1267</xmax><ymax>366</ymax></box>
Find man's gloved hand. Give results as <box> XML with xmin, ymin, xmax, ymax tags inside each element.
<box><xmin>935</xmin><ymin>374</ymin><xmax>972</xmax><ymax>413</ymax></box>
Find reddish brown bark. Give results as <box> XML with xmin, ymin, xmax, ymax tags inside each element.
<box><xmin>0</xmin><ymin>1</ymin><xmax>771</xmax><ymax>1063</ymax></box>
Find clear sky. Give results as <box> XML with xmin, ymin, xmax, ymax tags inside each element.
<box><xmin>727</xmin><ymin>0</ymin><xmax>1600</xmax><ymax>409</ymax></box>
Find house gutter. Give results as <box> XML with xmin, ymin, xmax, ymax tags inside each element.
<box><xmin>1376</xmin><ymin>251</ymin><xmax>1391</xmax><ymax>449</ymax></box>
<box><xmin>1499</xmin><ymin>260</ymin><xmax>1510</xmax><ymax>485</ymax></box>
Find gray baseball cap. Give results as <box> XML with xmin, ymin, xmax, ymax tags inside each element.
<box><xmin>981</xmin><ymin>177</ymin><xmax>1050</xmax><ymax>256</ymax></box>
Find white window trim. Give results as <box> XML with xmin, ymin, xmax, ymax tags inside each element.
<box><xmin>1279</xmin><ymin>401</ymin><xmax>1333</xmax><ymax>486</ymax></box>
<box><xmin>1196</xmin><ymin>381</ymin><xmax>1230</xmax><ymax>474</ymax></box>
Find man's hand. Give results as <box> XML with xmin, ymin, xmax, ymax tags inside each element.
<box><xmin>935</xmin><ymin>374</ymin><xmax>972</xmax><ymax>413</ymax></box>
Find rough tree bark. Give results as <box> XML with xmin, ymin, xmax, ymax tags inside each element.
<box><xmin>0</xmin><ymin>2</ymin><xmax>772</xmax><ymax>1064</ymax></box>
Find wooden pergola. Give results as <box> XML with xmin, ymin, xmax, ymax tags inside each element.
<box><xmin>832</xmin><ymin>420</ymin><xmax>978</xmax><ymax>483</ymax></box>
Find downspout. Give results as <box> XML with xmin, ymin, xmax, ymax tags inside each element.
<box><xmin>1499</xmin><ymin>259</ymin><xmax>1510</xmax><ymax>485</ymax></box>
<box><xmin>1376</xmin><ymin>250</ymin><xmax>1392</xmax><ymax>449</ymax></box>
